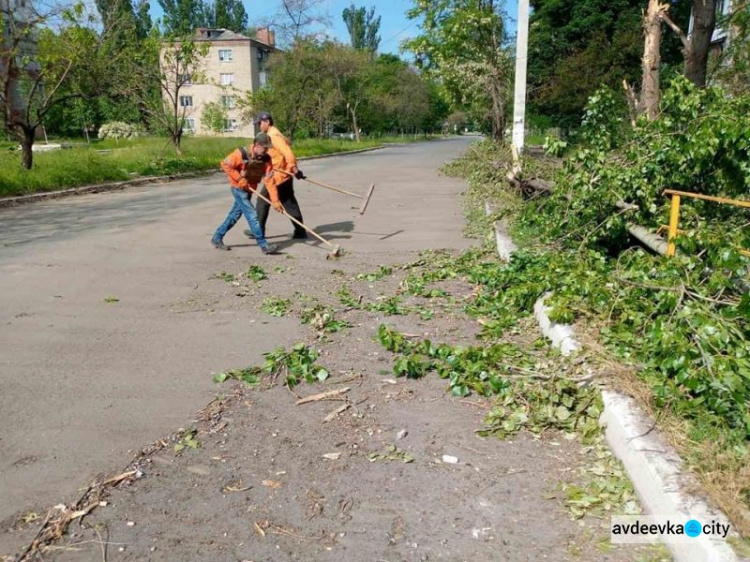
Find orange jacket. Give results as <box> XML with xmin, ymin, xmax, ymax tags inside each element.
<box><xmin>267</xmin><ymin>125</ymin><xmax>297</xmax><ymax>186</ymax></box>
<box><xmin>220</xmin><ymin>148</ymin><xmax>279</xmax><ymax>203</ymax></box>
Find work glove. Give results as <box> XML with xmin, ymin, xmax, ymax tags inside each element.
<box><xmin>294</xmin><ymin>169</ymin><xmax>306</xmax><ymax>180</ymax></box>
<box><xmin>272</xmin><ymin>200</ymin><xmax>284</xmax><ymax>213</ymax></box>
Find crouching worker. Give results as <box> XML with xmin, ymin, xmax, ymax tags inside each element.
<box><xmin>211</xmin><ymin>132</ymin><xmax>283</xmax><ymax>254</ymax></box>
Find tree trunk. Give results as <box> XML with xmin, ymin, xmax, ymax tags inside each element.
<box><xmin>350</xmin><ymin>106</ymin><xmax>360</xmax><ymax>142</ymax></box>
<box><xmin>489</xmin><ymin>73</ymin><xmax>505</xmax><ymax>141</ymax></box>
<box><xmin>685</xmin><ymin>0</ymin><xmax>717</xmax><ymax>87</ymax></box>
<box><xmin>640</xmin><ymin>0</ymin><xmax>665</xmax><ymax>120</ymax></box>
<box><xmin>171</xmin><ymin>129</ymin><xmax>183</xmax><ymax>155</ymax></box>
<box><xmin>21</xmin><ymin>127</ymin><xmax>35</xmax><ymax>170</ymax></box>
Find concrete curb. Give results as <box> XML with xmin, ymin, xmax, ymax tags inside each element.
<box><xmin>0</xmin><ymin>145</ymin><xmax>389</xmax><ymax>209</ymax></box>
<box><xmin>484</xmin><ymin>201</ymin><xmax>740</xmax><ymax>562</ymax></box>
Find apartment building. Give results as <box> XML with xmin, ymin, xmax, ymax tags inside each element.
<box><xmin>170</xmin><ymin>27</ymin><xmax>276</xmax><ymax>137</ymax></box>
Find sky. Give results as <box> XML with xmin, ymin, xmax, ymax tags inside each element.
<box><xmin>148</xmin><ymin>0</ymin><xmax>519</xmax><ymax>55</ymax></box>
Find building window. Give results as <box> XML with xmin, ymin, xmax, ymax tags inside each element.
<box><xmin>184</xmin><ymin>118</ymin><xmax>196</xmax><ymax>131</ymax></box>
<box><xmin>179</xmin><ymin>96</ymin><xmax>193</xmax><ymax>107</ymax></box>
<box><xmin>224</xmin><ymin>119</ymin><xmax>238</xmax><ymax>132</ymax></box>
<box><xmin>218</xmin><ymin>49</ymin><xmax>233</xmax><ymax>62</ymax></box>
<box><xmin>259</xmin><ymin>70</ymin><xmax>268</xmax><ymax>87</ymax></box>
<box><xmin>219</xmin><ymin>73</ymin><xmax>234</xmax><ymax>86</ymax></box>
<box><xmin>221</xmin><ymin>95</ymin><xmax>236</xmax><ymax>109</ymax></box>
<box><xmin>179</xmin><ymin>74</ymin><xmax>192</xmax><ymax>85</ymax></box>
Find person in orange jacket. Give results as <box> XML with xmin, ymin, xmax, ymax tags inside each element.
<box><xmin>211</xmin><ymin>132</ymin><xmax>282</xmax><ymax>254</ymax></box>
<box><xmin>250</xmin><ymin>111</ymin><xmax>308</xmax><ymax>240</ymax></box>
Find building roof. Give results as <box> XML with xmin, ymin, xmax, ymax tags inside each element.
<box><xmin>193</xmin><ymin>28</ymin><xmax>276</xmax><ymax>49</ymax></box>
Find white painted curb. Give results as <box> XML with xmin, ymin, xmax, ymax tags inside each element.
<box><xmin>484</xmin><ymin>201</ymin><xmax>741</xmax><ymax>562</ymax></box>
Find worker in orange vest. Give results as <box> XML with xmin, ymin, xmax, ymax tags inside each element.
<box><xmin>211</xmin><ymin>132</ymin><xmax>282</xmax><ymax>254</ymax></box>
<box><xmin>250</xmin><ymin>112</ymin><xmax>308</xmax><ymax>240</ymax></box>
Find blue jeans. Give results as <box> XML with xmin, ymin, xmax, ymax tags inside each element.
<box><xmin>213</xmin><ymin>188</ymin><xmax>268</xmax><ymax>248</ymax></box>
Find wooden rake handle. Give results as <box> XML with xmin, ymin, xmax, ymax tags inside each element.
<box><xmin>253</xmin><ymin>189</ymin><xmax>336</xmax><ymax>250</ymax></box>
<box><xmin>273</xmin><ymin>168</ymin><xmax>363</xmax><ymax>199</ymax></box>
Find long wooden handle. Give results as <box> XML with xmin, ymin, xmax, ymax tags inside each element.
<box><xmin>253</xmin><ymin>189</ymin><xmax>335</xmax><ymax>249</ymax></box>
<box><xmin>273</xmin><ymin>168</ymin><xmax>363</xmax><ymax>199</ymax></box>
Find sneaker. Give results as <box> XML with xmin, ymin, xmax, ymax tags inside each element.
<box><xmin>211</xmin><ymin>238</ymin><xmax>230</xmax><ymax>251</ymax></box>
<box><xmin>261</xmin><ymin>244</ymin><xmax>280</xmax><ymax>255</ymax></box>
<box><xmin>292</xmin><ymin>231</ymin><xmax>309</xmax><ymax>240</ymax></box>
<box><xmin>243</xmin><ymin>229</ymin><xmax>258</xmax><ymax>239</ymax></box>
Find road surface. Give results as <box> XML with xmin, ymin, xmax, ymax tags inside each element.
<box><xmin>0</xmin><ymin>137</ymin><xmax>474</xmax><ymax>523</ymax></box>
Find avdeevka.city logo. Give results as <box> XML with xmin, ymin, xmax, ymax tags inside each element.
<box><xmin>685</xmin><ymin>519</ymin><xmax>703</xmax><ymax>538</ymax></box>
<box><xmin>610</xmin><ymin>515</ymin><xmax>731</xmax><ymax>544</ymax></box>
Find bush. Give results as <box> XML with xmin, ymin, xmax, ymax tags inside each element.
<box><xmin>98</xmin><ymin>121</ymin><xmax>142</xmax><ymax>140</ymax></box>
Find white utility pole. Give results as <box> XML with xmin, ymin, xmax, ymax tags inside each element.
<box><xmin>512</xmin><ymin>0</ymin><xmax>530</xmax><ymax>154</ymax></box>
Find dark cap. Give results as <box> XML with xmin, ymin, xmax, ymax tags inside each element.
<box><xmin>254</xmin><ymin>132</ymin><xmax>272</xmax><ymax>148</ymax></box>
<box><xmin>253</xmin><ymin>111</ymin><xmax>273</xmax><ymax>124</ymax></box>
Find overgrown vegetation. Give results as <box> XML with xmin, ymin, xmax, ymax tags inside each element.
<box><xmin>441</xmin><ymin>77</ymin><xmax>750</xmax><ymax>534</ymax></box>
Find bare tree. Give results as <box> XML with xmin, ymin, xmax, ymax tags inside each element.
<box><xmin>259</xmin><ymin>0</ymin><xmax>330</xmax><ymax>47</ymax></box>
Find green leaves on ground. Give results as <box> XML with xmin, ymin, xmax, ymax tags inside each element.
<box><xmin>301</xmin><ymin>305</ymin><xmax>352</xmax><ymax>335</ymax></box>
<box><xmin>563</xmin><ymin>446</ymin><xmax>640</xmax><ymax>520</ymax></box>
<box><xmin>213</xmin><ymin>367</ymin><xmax>261</xmax><ymax>386</ymax></box>
<box><xmin>479</xmin><ymin>378</ymin><xmax>602</xmax><ymax>441</ymax></box>
<box><xmin>246</xmin><ymin>265</ymin><xmax>267</xmax><ymax>282</ymax></box>
<box><xmin>174</xmin><ymin>429</ymin><xmax>200</xmax><ymax>453</ymax></box>
<box><xmin>356</xmin><ymin>265</ymin><xmax>392</xmax><ymax>282</ymax></box>
<box><xmin>368</xmin><ymin>445</ymin><xmax>414</xmax><ymax>464</ymax></box>
<box><xmin>213</xmin><ymin>344</ymin><xmax>329</xmax><ymax>389</ymax></box>
<box><xmin>377</xmin><ymin>324</ymin><xmax>602</xmax><ymax>440</ymax></box>
<box><xmin>212</xmin><ymin>271</ymin><xmax>236</xmax><ymax>283</ymax></box>
<box><xmin>261</xmin><ymin>297</ymin><xmax>291</xmax><ymax>317</ymax></box>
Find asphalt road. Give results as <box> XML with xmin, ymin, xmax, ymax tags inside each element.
<box><xmin>0</xmin><ymin>137</ymin><xmax>475</xmax><ymax>523</ymax></box>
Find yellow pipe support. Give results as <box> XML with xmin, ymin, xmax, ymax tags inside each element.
<box><xmin>663</xmin><ymin>189</ymin><xmax>750</xmax><ymax>209</ymax></box>
<box><xmin>666</xmin><ymin>194</ymin><xmax>681</xmax><ymax>257</ymax></box>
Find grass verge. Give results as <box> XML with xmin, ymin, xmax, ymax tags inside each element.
<box><xmin>0</xmin><ymin>135</ymin><xmax>435</xmax><ymax>198</ymax></box>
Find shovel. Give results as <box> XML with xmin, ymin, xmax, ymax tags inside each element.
<box><xmin>253</xmin><ymin>190</ymin><xmax>343</xmax><ymax>259</ymax></box>
<box><xmin>274</xmin><ymin>168</ymin><xmax>376</xmax><ymax>215</ymax></box>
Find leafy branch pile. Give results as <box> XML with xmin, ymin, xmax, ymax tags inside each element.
<box><xmin>442</xmin><ymin>77</ymin><xmax>749</xmax><ymax>532</ymax></box>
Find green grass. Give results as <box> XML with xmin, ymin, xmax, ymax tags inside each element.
<box><xmin>0</xmin><ymin>135</ymin><xmax>426</xmax><ymax>198</ymax></box>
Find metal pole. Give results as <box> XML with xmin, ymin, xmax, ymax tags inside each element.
<box><xmin>512</xmin><ymin>0</ymin><xmax>530</xmax><ymax>154</ymax></box>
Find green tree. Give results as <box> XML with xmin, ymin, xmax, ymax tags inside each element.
<box><xmin>202</xmin><ymin>0</ymin><xmax>248</xmax><ymax>32</ymax></box>
<box><xmin>201</xmin><ymin>100</ymin><xmax>229</xmax><ymax>133</ymax></box>
<box><xmin>404</xmin><ymin>0</ymin><xmax>512</xmax><ymax>141</ymax></box>
<box><xmin>342</xmin><ymin>4</ymin><xmax>381</xmax><ymax>54</ymax></box>
<box><xmin>157</xmin><ymin>0</ymin><xmax>206</xmax><ymax>36</ymax></box>
<box><xmin>1</xmin><ymin>3</ymin><xmax>111</xmax><ymax>168</ymax></box>
<box><xmin>243</xmin><ymin>39</ymin><xmax>332</xmax><ymax>140</ymax></box>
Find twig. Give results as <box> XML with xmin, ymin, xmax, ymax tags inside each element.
<box><xmin>296</xmin><ymin>387</ymin><xmax>351</xmax><ymax>405</ymax></box>
<box><xmin>93</xmin><ymin>526</ymin><xmax>107</xmax><ymax>562</ymax></box>
<box><xmin>269</xmin><ymin>525</ymin><xmax>317</xmax><ymax>541</ymax></box>
<box><xmin>323</xmin><ymin>403</ymin><xmax>351</xmax><ymax>423</ymax></box>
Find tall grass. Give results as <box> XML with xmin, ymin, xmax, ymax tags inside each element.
<box><xmin>0</xmin><ymin>135</ymin><xmax>417</xmax><ymax>197</ymax></box>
